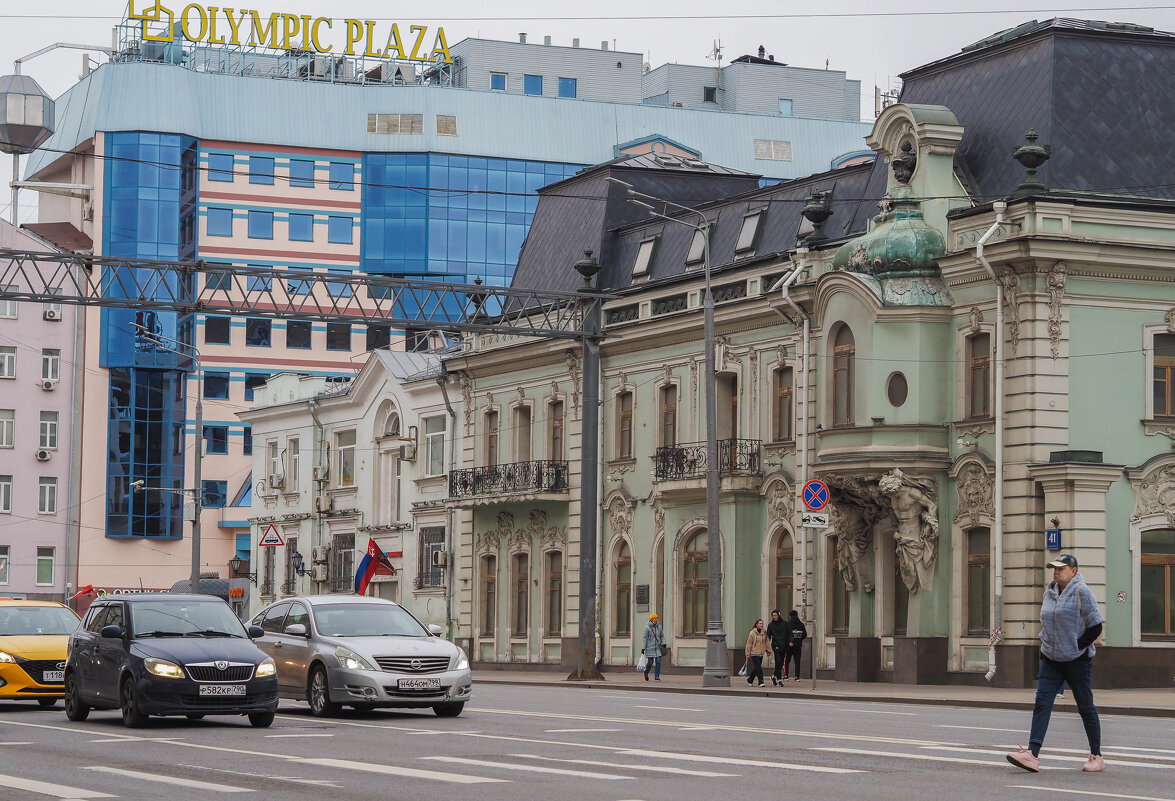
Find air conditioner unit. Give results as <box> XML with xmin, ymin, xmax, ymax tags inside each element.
<box><xmin>431</xmin><ymin>550</ymin><xmax>448</xmax><ymax>567</ymax></box>
<box><xmin>313</xmin><ymin>465</ymin><xmax>329</xmax><ymax>482</ymax></box>
<box><xmin>311</xmin><ymin>564</ymin><xmax>329</xmax><ymax>582</ymax></box>
<box><xmin>268</xmin><ymin>473</ymin><xmax>285</xmax><ymax>489</ymax></box>
<box><xmin>35</xmin><ymin>449</ymin><xmax>51</xmax><ymax>462</ymax></box>
<box><xmin>40</xmin><ymin>379</ymin><xmax>58</xmax><ymax>391</ymax></box>
<box><xmin>311</xmin><ymin>546</ymin><xmax>329</xmax><ymax>563</ymax></box>
<box><xmin>82</xmin><ymin>201</ymin><xmax>94</xmax><ymax>221</ymax></box>
<box><xmin>399</xmin><ymin>443</ymin><xmax>417</xmax><ymax>461</ymax></box>
<box><xmin>43</xmin><ymin>308</ymin><xmax>61</xmax><ymax>321</ymax></box>
<box><xmin>315</xmin><ymin>495</ymin><xmax>333</xmax><ymax>513</ymax></box>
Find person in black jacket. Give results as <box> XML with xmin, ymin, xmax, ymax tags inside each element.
<box><xmin>765</xmin><ymin>609</ymin><xmax>791</xmax><ymax>685</ymax></box>
<box><xmin>784</xmin><ymin>609</ymin><xmax>807</xmax><ymax>682</ymax></box>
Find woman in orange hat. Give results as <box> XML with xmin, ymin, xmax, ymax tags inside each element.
<box><xmin>641</xmin><ymin>613</ymin><xmax>666</xmax><ymax>681</ymax></box>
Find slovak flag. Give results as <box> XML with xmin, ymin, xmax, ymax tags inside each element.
<box><xmin>354</xmin><ymin>538</ymin><xmax>396</xmax><ymax>595</ymax></box>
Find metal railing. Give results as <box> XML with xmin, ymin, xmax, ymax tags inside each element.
<box><xmin>653</xmin><ymin>438</ymin><xmax>762</xmax><ymax>481</ymax></box>
<box><xmin>449</xmin><ymin>460</ymin><xmax>569</xmax><ymax>498</ymax></box>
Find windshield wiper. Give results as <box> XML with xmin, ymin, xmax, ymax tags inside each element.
<box><xmin>138</xmin><ymin>630</ymin><xmax>187</xmax><ymax>638</ymax></box>
<box><xmin>199</xmin><ymin>629</ymin><xmax>242</xmax><ymax>638</ymax></box>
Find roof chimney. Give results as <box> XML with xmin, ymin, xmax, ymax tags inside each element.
<box><xmin>543</xmin><ymin>35</ymin><xmax>551</xmax><ymax>46</ymax></box>
<box><xmin>769</xmin><ymin>55</ymin><xmax>775</xmax><ymax>61</ymax></box>
<box><xmin>601</xmin><ymin>40</ymin><xmax>609</xmax><ymax>51</ymax></box>
<box><xmin>572</xmin><ymin>37</ymin><xmax>580</xmax><ymax>47</ymax></box>
<box><xmin>758</xmin><ymin>45</ymin><xmax>766</xmax><ymax>58</ymax></box>
<box><xmin>519</xmin><ymin>33</ymin><xmax>527</xmax><ymax>44</ymax></box>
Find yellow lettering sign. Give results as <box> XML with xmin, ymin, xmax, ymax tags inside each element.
<box><xmin>364</xmin><ymin>20</ymin><xmax>382</xmax><ymax>58</ymax></box>
<box><xmin>343</xmin><ymin>19</ymin><xmax>362</xmax><ymax>55</ymax></box>
<box><xmin>310</xmin><ymin>17</ymin><xmax>332</xmax><ymax>52</ymax></box>
<box><xmin>431</xmin><ymin>27</ymin><xmax>451</xmax><ymax>63</ymax></box>
<box><xmin>207</xmin><ymin>6</ymin><xmax>225</xmax><ymax>43</ymax></box>
<box><xmin>383</xmin><ymin>23</ymin><xmax>405</xmax><ymax>60</ymax></box>
<box><xmin>249</xmin><ymin>9</ymin><xmax>279</xmax><ymax>47</ymax></box>
<box><xmin>408</xmin><ymin>24</ymin><xmax>427</xmax><ymax>61</ymax></box>
<box><xmin>223</xmin><ymin>7</ymin><xmax>246</xmax><ymax>46</ymax></box>
<box><xmin>180</xmin><ymin>4</ymin><xmax>208</xmax><ymax>42</ymax></box>
<box><xmin>280</xmin><ymin>12</ymin><xmax>300</xmax><ymax>50</ymax></box>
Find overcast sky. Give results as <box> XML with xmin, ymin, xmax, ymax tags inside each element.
<box><xmin>3</xmin><ymin>0</ymin><xmax>1174</xmax><ymax>223</ymax></box>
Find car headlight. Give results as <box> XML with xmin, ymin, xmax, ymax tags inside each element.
<box><xmin>255</xmin><ymin>657</ymin><xmax>276</xmax><ymax>678</ymax></box>
<box><xmin>0</xmin><ymin>650</ymin><xmax>16</xmax><ymax>664</ymax></box>
<box><xmin>144</xmin><ymin>657</ymin><xmax>185</xmax><ymax>679</ymax></box>
<box><xmin>455</xmin><ymin>649</ymin><xmax>469</xmax><ymax>671</ymax></box>
<box><xmin>335</xmin><ymin>647</ymin><xmax>375</xmax><ymax>672</ymax></box>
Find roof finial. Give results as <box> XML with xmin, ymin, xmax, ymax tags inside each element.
<box><xmin>1012</xmin><ymin>129</ymin><xmax>1052</xmax><ymax>197</ymax></box>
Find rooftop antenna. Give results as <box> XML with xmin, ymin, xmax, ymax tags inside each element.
<box><xmin>707</xmin><ymin>39</ymin><xmax>723</xmax><ymax>67</ymax></box>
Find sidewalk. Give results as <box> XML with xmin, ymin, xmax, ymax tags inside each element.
<box><xmin>476</xmin><ymin>668</ymin><xmax>1175</xmax><ymax>718</ymax></box>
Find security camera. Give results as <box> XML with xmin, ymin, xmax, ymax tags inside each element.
<box><xmin>130</xmin><ymin>479</ymin><xmax>145</xmax><ymax>490</ymax></box>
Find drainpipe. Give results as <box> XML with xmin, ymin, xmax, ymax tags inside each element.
<box><xmin>437</xmin><ymin>366</ymin><xmax>458</xmax><ymax>642</ymax></box>
<box><xmin>309</xmin><ymin>398</ymin><xmax>324</xmax><ymax>590</ymax></box>
<box><xmin>64</xmin><ymin>267</ymin><xmax>86</xmax><ymax>608</ymax></box>
<box><xmin>975</xmin><ymin>201</ymin><xmax>1006</xmax><ymax>682</ymax></box>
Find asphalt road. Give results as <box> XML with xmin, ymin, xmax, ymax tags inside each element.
<box><xmin>0</xmin><ymin>684</ymin><xmax>1172</xmax><ymax>801</ymax></box>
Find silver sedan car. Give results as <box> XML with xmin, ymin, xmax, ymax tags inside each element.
<box><xmin>251</xmin><ymin>596</ymin><xmax>471</xmax><ymax>717</ymax></box>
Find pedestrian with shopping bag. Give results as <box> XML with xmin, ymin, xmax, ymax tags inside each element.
<box><xmin>642</xmin><ymin>613</ymin><xmax>666</xmax><ymax>681</ymax></box>
<box><xmin>744</xmin><ymin>618</ymin><xmax>768</xmax><ymax>687</ymax></box>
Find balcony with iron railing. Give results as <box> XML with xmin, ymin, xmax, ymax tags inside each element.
<box><xmin>448</xmin><ymin>460</ymin><xmax>570</xmax><ymax>501</ymax></box>
<box><xmin>653</xmin><ymin>438</ymin><xmax>762</xmax><ymax>482</ymax></box>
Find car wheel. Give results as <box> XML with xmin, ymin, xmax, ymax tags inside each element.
<box><xmin>63</xmin><ymin>674</ymin><xmax>89</xmax><ymax>722</ymax></box>
<box><xmin>185</xmin><ymin>714</ymin><xmax>205</xmax><ymax>720</ymax></box>
<box><xmin>433</xmin><ymin>702</ymin><xmax>464</xmax><ymax>718</ymax></box>
<box><xmin>248</xmin><ymin>709</ymin><xmax>275</xmax><ymax>728</ymax></box>
<box><xmin>120</xmin><ymin>676</ymin><xmax>149</xmax><ymax>728</ymax></box>
<box><xmin>307</xmin><ymin>666</ymin><xmax>340</xmax><ymax>717</ymax></box>
<box><xmin>38</xmin><ymin>698</ymin><xmax>57</xmax><ymax>708</ymax></box>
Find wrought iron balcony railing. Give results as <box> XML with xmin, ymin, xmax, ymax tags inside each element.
<box><xmin>654</xmin><ymin>438</ymin><xmax>762</xmax><ymax>482</ymax></box>
<box><xmin>449</xmin><ymin>460</ymin><xmax>570</xmax><ymax>498</ymax></box>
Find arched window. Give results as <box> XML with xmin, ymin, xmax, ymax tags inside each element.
<box><xmin>775</xmin><ymin>533</ymin><xmax>794</xmax><ymax>613</ymax></box>
<box><xmin>383</xmin><ymin>413</ymin><xmax>400</xmax><ymax>438</ymax></box>
<box><xmin>966</xmin><ymin>527</ymin><xmax>991</xmax><ymax>634</ymax></box>
<box><xmin>1155</xmin><ymin>336</ymin><xmax>1175</xmax><ymax>419</ymax></box>
<box><xmin>512</xmin><ymin>553</ymin><xmax>529</xmax><ymax>636</ymax></box>
<box><xmin>615</xmin><ymin>542</ymin><xmax>632</xmax><ymax>636</ymax></box>
<box><xmin>773</xmin><ymin>367</ymin><xmax>793</xmax><ymax>442</ymax></box>
<box><xmin>833</xmin><ymin>326</ymin><xmax>855</xmax><ymax>427</ymax></box>
<box><xmin>682</xmin><ymin>531</ymin><xmax>709</xmax><ymax>636</ymax></box>
<box><xmin>480</xmin><ymin>555</ymin><xmax>496</xmax><ymax>637</ymax></box>
<box><xmin>967</xmin><ymin>333</ymin><xmax>991</xmax><ymax>419</ymax></box>
<box><xmin>1142</xmin><ymin>529</ymin><xmax>1175</xmax><ymax>638</ymax></box>
<box><xmin>545</xmin><ymin>551</ymin><xmax>563</xmax><ymax>636</ymax></box>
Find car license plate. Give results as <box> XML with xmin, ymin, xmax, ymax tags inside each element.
<box><xmin>198</xmin><ymin>684</ymin><xmax>246</xmax><ymax>696</ymax></box>
<box><xmin>398</xmin><ymin>677</ymin><xmax>441</xmax><ymax>690</ymax></box>
<box><xmin>42</xmin><ymin>670</ymin><xmax>63</xmax><ymax>682</ymax></box>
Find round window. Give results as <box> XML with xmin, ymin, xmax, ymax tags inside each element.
<box><xmin>887</xmin><ymin>372</ymin><xmax>908</xmax><ymax>407</ymax></box>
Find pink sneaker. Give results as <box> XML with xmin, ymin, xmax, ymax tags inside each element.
<box><xmin>1082</xmin><ymin>755</ymin><xmax>1105</xmax><ymax>772</ymax></box>
<box><xmin>1006</xmin><ymin>746</ymin><xmax>1040</xmax><ymax>773</ymax></box>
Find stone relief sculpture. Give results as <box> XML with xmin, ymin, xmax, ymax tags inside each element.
<box><xmin>476</xmin><ymin>511</ymin><xmax>514</xmax><ymax>553</ymax></box>
<box><xmin>1130</xmin><ymin>463</ymin><xmax>1175</xmax><ymax>526</ymax></box>
<box><xmin>459</xmin><ymin>373</ymin><xmax>474</xmax><ymax>434</ymax></box>
<box><xmin>652</xmin><ymin>499</ymin><xmax>665</xmax><ymax>540</ymax></box>
<box><xmin>954</xmin><ymin>462</ymin><xmax>995</xmax><ymax>526</ymax></box>
<box><xmin>878</xmin><ymin>468</ymin><xmax>940</xmax><ymax>593</ymax></box>
<box><xmin>999</xmin><ymin>269</ymin><xmax>1022</xmax><ymax>356</ymax></box>
<box><xmin>565</xmin><ymin>351</ymin><xmax>581</xmax><ymax>420</ymax></box>
<box><xmin>607</xmin><ymin>497</ymin><xmax>633</xmax><ymax>540</ymax></box>
<box><xmin>1047</xmin><ymin>262</ymin><xmax>1067</xmax><ymax>360</ymax></box>
<box><xmin>765</xmin><ymin>478</ymin><xmax>794</xmax><ymax>525</ymax></box>
<box><xmin>827</xmin><ymin>502</ymin><xmax>876</xmax><ymax>593</ymax></box>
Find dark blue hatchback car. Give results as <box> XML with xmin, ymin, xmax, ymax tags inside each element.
<box><xmin>65</xmin><ymin>594</ymin><xmax>278</xmax><ymax>728</ymax></box>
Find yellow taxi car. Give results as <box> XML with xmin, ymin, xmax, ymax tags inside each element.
<box><xmin>0</xmin><ymin>599</ymin><xmax>81</xmax><ymax>706</ymax></box>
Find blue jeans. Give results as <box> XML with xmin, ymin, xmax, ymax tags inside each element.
<box><xmin>1029</xmin><ymin>657</ymin><xmax>1101</xmax><ymax>756</ymax></box>
<box><xmin>643</xmin><ymin>655</ymin><xmax>661</xmax><ymax>679</ymax></box>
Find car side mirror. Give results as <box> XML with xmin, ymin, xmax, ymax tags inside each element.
<box><xmin>283</xmin><ymin>623</ymin><xmax>307</xmax><ymax>637</ymax></box>
<box><xmin>427</xmin><ymin>624</ymin><xmax>443</xmax><ymax>637</ymax></box>
<box><xmin>247</xmin><ymin>625</ymin><xmax>265</xmax><ymax>639</ymax></box>
<box><xmin>100</xmin><ymin>624</ymin><xmax>123</xmax><ymax>639</ymax></box>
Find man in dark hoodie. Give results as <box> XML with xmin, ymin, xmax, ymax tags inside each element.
<box><xmin>765</xmin><ymin>609</ymin><xmax>791</xmax><ymax>685</ymax></box>
<box><xmin>784</xmin><ymin>609</ymin><xmax>807</xmax><ymax>682</ymax></box>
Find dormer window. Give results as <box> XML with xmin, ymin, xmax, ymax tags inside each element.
<box><xmin>735</xmin><ymin>209</ymin><xmax>765</xmax><ymax>255</ymax></box>
<box><xmin>632</xmin><ymin>236</ymin><xmax>659</xmax><ymax>278</ymax></box>
<box><xmin>686</xmin><ymin>224</ymin><xmax>714</xmax><ymax>266</ymax></box>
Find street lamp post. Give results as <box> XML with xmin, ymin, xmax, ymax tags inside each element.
<box><xmin>604</xmin><ymin>177</ymin><xmax>729</xmax><ymax>686</ymax></box>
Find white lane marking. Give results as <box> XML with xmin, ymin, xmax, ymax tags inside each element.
<box><xmin>1009</xmin><ymin>786</ymin><xmax>1175</xmax><ymax>801</ymax></box>
<box><xmin>307</xmin><ymin>757</ymin><xmax>508</xmax><ymax>784</ymax></box>
<box><xmin>0</xmin><ymin>742</ymin><xmax>32</xmax><ymax>746</ymax></box>
<box><xmin>926</xmin><ymin>746</ymin><xmax>1175</xmax><ymax>769</ymax></box>
<box><xmin>183</xmin><ymin>765</ymin><xmax>343</xmax><ymax>789</ymax></box>
<box><xmin>809</xmin><ymin>747</ymin><xmax>1060</xmax><ymax>770</ymax></box>
<box><xmin>421</xmin><ymin>756</ymin><xmax>629</xmax><ymax>780</ymax></box>
<box><xmin>936</xmin><ymin>725</ymin><xmax>1024</xmax><ymax>733</ymax></box>
<box><xmin>544</xmin><ymin>728</ymin><xmax>625</xmax><ymax>733</ymax></box>
<box><xmin>633</xmin><ymin>705</ymin><xmax>703</xmax><ymax>712</ymax></box>
<box><xmin>513</xmin><ymin>754</ymin><xmax>735</xmax><ymax>777</ymax></box>
<box><xmin>84</xmin><ymin>766</ymin><xmax>252</xmax><ymax>792</ymax></box>
<box><xmin>677</xmin><ymin>726</ymin><xmax>719</xmax><ymax>731</ymax></box>
<box><xmin>830</xmin><ymin>708</ymin><xmax>916</xmax><ymax>716</ymax></box>
<box><xmin>619</xmin><ymin>748</ymin><xmax>861</xmax><ymax>775</ymax></box>
<box><xmin>264</xmin><ymin>734</ymin><xmax>335</xmax><ymax>738</ymax></box>
<box><xmin>0</xmin><ymin>772</ymin><xmax>115</xmax><ymax>799</ymax></box>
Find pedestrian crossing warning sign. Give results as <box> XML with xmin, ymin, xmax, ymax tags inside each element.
<box><xmin>258</xmin><ymin>524</ymin><xmax>285</xmax><ymax>547</ymax></box>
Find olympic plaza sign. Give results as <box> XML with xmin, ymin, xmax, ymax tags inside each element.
<box><xmin>127</xmin><ymin>1</ymin><xmax>453</xmax><ymax>62</ymax></box>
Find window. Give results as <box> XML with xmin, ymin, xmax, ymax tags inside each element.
<box><xmin>326</xmin><ymin>323</ymin><xmax>351</xmax><ymax>351</ymax></box>
<box><xmin>331</xmin><ymin>534</ymin><xmax>355</xmax><ymax>593</ymax></box>
<box><xmin>512</xmin><ymin>552</ymin><xmax>529</xmax><ymax>635</ymax></box>
<box><xmin>288</xmin><ymin>438</ymin><xmax>300</xmax><ymax>491</ymax></box>
<box><xmin>0</xmin><ymin>544</ymin><xmax>8</xmax><ymax>582</ymax></box>
<box><xmin>248</xmin><ymin>210</ymin><xmax>274</xmax><ymax>239</ymax></box>
<box><xmin>776</xmin><ymin>534</ymin><xmax>794</xmax><ymax>614</ymax></box>
<box><xmin>0</xmin><ymin>409</ymin><xmax>12</xmax><ymax>447</ymax></box>
<box><xmin>203</xmin><ymin>371</ymin><xmax>230</xmax><ymax>399</ymax></box>
<box><xmin>549</xmin><ymin>400</ymin><xmax>564</xmax><ymax>461</ymax></box>
<box><xmin>490</xmin><ymin>72</ymin><xmax>507</xmax><ymax>91</ymax></box>
<box><xmin>660</xmin><ymin>385</ymin><xmax>677</xmax><ymax>447</ymax></box>
<box><xmin>208</xmin><ymin>153</ymin><xmax>234</xmax><ymax>181</ymax></box>
<box><xmin>39</xmin><ymin>411</ymin><xmax>58</xmax><ymax>449</ymax></box>
<box><xmin>966</xmin><ymin>527</ymin><xmax>991</xmax><ymax>635</ymax></box>
<box><xmin>703</xmin><ymin>86</ymin><xmax>718</xmax><ymax>103</ymax></box>
<box><xmin>206</xmin><ymin>208</ymin><xmax>232</xmax><ymax>237</ymax></box>
<box><xmin>41</xmin><ymin>349</ymin><xmax>60</xmax><ymax>381</ymax></box>
<box><xmin>38</xmin><ymin>477</ymin><xmax>57</xmax><ymax>514</ymax></box>
<box><xmin>615</xmin><ymin>541</ymin><xmax>632</xmax><ymax>636</ymax></box>
<box><xmin>249</xmin><ymin>156</ymin><xmax>274</xmax><ymax>185</ymax></box>
<box><xmin>0</xmin><ymin>476</ymin><xmax>10</xmax><ymax>514</ymax></box>
<box><xmin>289</xmin><ymin>159</ymin><xmax>315</xmax><ymax>188</ymax></box>
<box><xmin>206</xmin><ymin>271</ymin><xmax>230</xmax><ymax>291</ymax></box>
<box><xmin>682</xmin><ymin>531</ymin><xmax>709</xmax><ymax>637</ymax></box>
<box><xmin>329</xmin><ymin>162</ymin><xmax>354</xmax><ymax>191</ymax></box>
<box><xmin>1142</xmin><ymin>529</ymin><xmax>1175</xmax><ymax>638</ymax></box>
<box><xmin>617</xmin><ymin>391</ymin><xmax>633</xmax><ymax>459</ymax></box>
<box><xmin>419</xmin><ymin>527</ymin><xmax>445</xmax><ymax>587</ymax></box>
<box><xmin>773</xmin><ymin>367</ymin><xmax>793</xmax><ymax>441</ymax></box>
<box><xmin>203</xmin><ymin>425</ymin><xmax>228</xmax><ymax>454</ymax></box>
<box><xmin>327</xmin><ymin>216</ymin><xmax>353</xmax><ymax>244</ymax></box>
<box><xmin>286</xmin><ymin>320</ymin><xmax>312</xmax><ymax>349</ymax></box>
<box><xmin>436</xmin><ymin>115</ymin><xmax>457</xmax><ymax>136</ymax></box>
<box><xmin>753</xmin><ymin>139</ymin><xmax>794</xmax><ymax>161</ymax></box>
<box><xmin>267</xmin><ymin>440</ymin><xmax>280</xmax><ymax>479</ymax></box>
<box><xmin>831</xmin><ymin>556</ymin><xmax>849</xmax><ymax>634</ymax></box>
<box><xmin>778</xmin><ymin>98</ymin><xmax>794</xmax><ymax>116</ymax></box>
<box><xmin>243</xmin><ymin>425</ymin><xmax>252</xmax><ymax>455</ymax></box>
<box><xmin>968</xmin><ymin>333</ymin><xmax>991</xmax><ymax>418</ymax></box>
<box><xmin>288</xmin><ymin>213</ymin><xmax>314</xmax><ymax>242</ymax></box>
<box><xmin>336</xmin><ymin>430</ymin><xmax>356</xmax><ymax>486</ymax></box>
<box><xmin>244</xmin><ymin>373</ymin><xmax>268</xmax><ymax>401</ymax></box>
<box><xmin>202</xmin><ymin>480</ymin><xmax>227</xmax><ymax>509</ymax></box>
<box><xmin>558</xmin><ymin>77</ymin><xmax>577</xmax><ymax>98</ymax></box>
<box><xmin>523</xmin><ymin>74</ymin><xmax>542</xmax><ymax>95</ymax></box>
<box><xmin>833</xmin><ymin>326</ymin><xmax>855</xmax><ymax>426</ymax></box>
<box><xmin>546</xmin><ymin>551</ymin><xmax>562</xmax><ymax>636</ymax></box>
<box><xmin>632</xmin><ymin>236</ymin><xmax>658</xmax><ymax>278</ymax></box>
<box><xmin>718</xmin><ymin>374</ymin><xmax>739</xmax><ymax>440</ymax></box>
<box><xmin>366</xmin><ymin>324</ymin><xmax>390</xmax><ymax>351</ymax></box>
<box><xmin>36</xmin><ymin>546</ymin><xmax>54</xmax><ymax>585</ymax></box>
<box><xmin>204</xmin><ymin>316</ymin><xmax>231</xmax><ymax>345</ymax></box>
<box><xmin>480</xmin><ymin>555</ymin><xmax>496</xmax><ymax>636</ymax></box>
<box><xmin>247</xmin><ymin>274</ymin><xmax>272</xmax><ymax>292</ymax></box>
<box><xmin>486</xmin><ymin>411</ymin><xmax>499</xmax><ymax>466</ymax></box>
<box><xmin>735</xmin><ymin>210</ymin><xmax>764</xmax><ymax>254</ymax></box>
<box><xmin>514</xmin><ymin>406</ymin><xmax>532</xmax><ymax>461</ymax></box>
<box><xmin>686</xmin><ymin>224</ymin><xmax>714</xmax><ymax>265</ymax></box>
<box><xmin>894</xmin><ymin>560</ymin><xmax>909</xmax><ymax>635</ymax></box>
<box><xmin>246</xmin><ymin>318</ymin><xmax>271</xmax><ymax>347</ymax></box>
<box><xmin>425</xmin><ymin>416</ymin><xmax>445</xmax><ymax>476</ymax></box>
<box><xmin>1</xmin><ymin>345</ymin><xmax>17</xmax><ymax>378</ymax></box>
<box><xmin>0</xmin><ymin>286</ymin><xmax>16</xmax><ymax>318</ymax></box>
<box><xmin>887</xmin><ymin>372</ymin><xmax>909</xmax><ymax>407</ymax></box>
